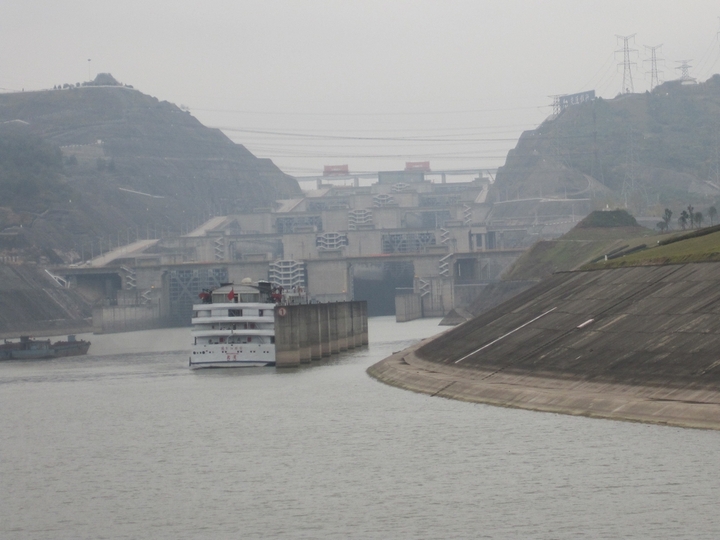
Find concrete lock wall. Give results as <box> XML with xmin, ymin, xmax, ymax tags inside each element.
<box><xmin>320</xmin><ymin>304</ymin><xmax>330</xmax><ymax>357</ymax></box>
<box><xmin>395</xmin><ymin>293</ymin><xmax>423</xmax><ymax>322</ymax></box>
<box><xmin>93</xmin><ymin>304</ymin><xmax>163</xmax><ymax>334</ymax></box>
<box><xmin>275</xmin><ymin>301</ymin><xmax>367</xmax><ymax>368</ymax></box>
<box><xmin>352</xmin><ymin>301</ymin><xmax>363</xmax><ymax>348</ymax></box>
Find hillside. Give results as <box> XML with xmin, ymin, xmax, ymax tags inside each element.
<box><xmin>0</xmin><ymin>75</ymin><xmax>301</xmax><ymax>262</ymax></box>
<box><xmin>502</xmin><ymin>210</ymin><xmax>653</xmax><ymax>281</ymax></box>
<box><xmin>584</xmin><ymin>224</ymin><xmax>720</xmax><ymax>269</ymax></box>
<box><xmin>493</xmin><ymin>75</ymin><xmax>720</xmax><ymax>215</ymax></box>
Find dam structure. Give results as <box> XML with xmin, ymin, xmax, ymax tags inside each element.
<box><xmin>48</xmin><ymin>168</ymin><xmax>587</xmax><ymax>333</ymax></box>
<box><xmin>368</xmin><ymin>262</ymin><xmax>720</xmax><ymax>430</ymax></box>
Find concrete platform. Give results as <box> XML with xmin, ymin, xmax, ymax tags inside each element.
<box><xmin>368</xmin><ymin>262</ymin><xmax>720</xmax><ymax>430</ymax></box>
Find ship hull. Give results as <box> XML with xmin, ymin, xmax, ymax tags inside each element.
<box><xmin>188</xmin><ymin>359</ymin><xmax>276</xmax><ymax>369</ymax></box>
<box><xmin>189</xmin><ymin>342</ymin><xmax>276</xmax><ymax>369</ymax></box>
<box><xmin>1</xmin><ymin>340</ymin><xmax>91</xmax><ymax>360</ymax></box>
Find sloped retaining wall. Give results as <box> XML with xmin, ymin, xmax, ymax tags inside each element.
<box><xmin>368</xmin><ymin>346</ymin><xmax>720</xmax><ymax>430</ymax></box>
<box><xmin>368</xmin><ymin>263</ymin><xmax>720</xmax><ymax>430</ymax></box>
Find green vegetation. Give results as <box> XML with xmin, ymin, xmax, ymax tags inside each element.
<box><xmin>0</xmin><ymin>127</ymin><xmax>65</xmax><ymax>201</ymax></box>
<box><xmin>503</xmin><ymin>239</ymin><xmax>610</xmax><ymax>280</ymax></box>
<box><xmin>503</xmin><ymin>222</ymin><xmax>652</xmax><ymax>280</ymax></box>
<box><xmin>503</xmin><ymin>207</ymin><xmax>662</xmax><ymax>280</ymax></box>
<box><xmin>658</xmin><ymin>223</ymin><xmax>720</xmax><ymax>245</ymax></box>
<box><xmin>509</xmin><ymin>206</ymin><xmax>720</xmax><ymax>277</ymax></box>
<box><xmin>575</xmin><ymin>209</ymin><xmax>638</xmax><ymax>228</ymax></box>
<box><xmin>584</xmin><ymin>229</ymin><xmax>720</xmax><ymax>268</ymax></box>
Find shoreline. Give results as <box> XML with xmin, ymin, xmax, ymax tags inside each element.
<box><xmin>367</xmin><ymin>342</ymin><xmax>720</xmax><ymax>431</ymax></box>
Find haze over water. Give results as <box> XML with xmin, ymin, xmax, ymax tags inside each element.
<box><xmin>2</xmin><ymin>318</ymin><xmax>719</xmax><ymax>539</ymax></box>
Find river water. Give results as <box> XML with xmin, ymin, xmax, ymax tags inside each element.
<box><xmin>1</xmin><ymin>317</ymin><xmax>719</xmax><ymax>539</ymax></box>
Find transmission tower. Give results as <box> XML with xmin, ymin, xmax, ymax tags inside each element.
<box><xmin>550</xmin><ymin>94</ymin><xmax>564</xmax><ymax>116</ymax></box>
<box><xmin>616</xmin><ymin>34</ymin><xmax>637</xmax><ymax>93</ymax></box>
<box><xmin>644</xmin><ymin>44</ymin><xmax>663</xmax><ymax>90</ymax></box>
<box><xmin>675</xmin><ymin>60</ymin><xmax>696</xmax><ymax>83</ymax></box>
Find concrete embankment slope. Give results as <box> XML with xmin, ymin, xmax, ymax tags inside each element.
<box><xmin>369</xmin><ymin>263</ymin><xmax>720</xmax><ymax>429</ymax></box>
<box><xmin>0</xmin><ymin>264</ymin><xmax>92</xmax><ymax>337</ymax></box>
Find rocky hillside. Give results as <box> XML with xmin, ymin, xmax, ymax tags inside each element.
<box><xmin>0</xmin><ymin>74</ymin><xmax>301</xmax><ymax>263</ymax></box>
<box><xmin>493</xmin><ymin>75</ymin><xmax>720</xmax><ymax>215</ymax></box>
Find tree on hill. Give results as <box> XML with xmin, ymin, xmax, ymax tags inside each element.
<box><xmin>695</xmin><ymin>211</ymin><xmax>704</xmax><ymax>228</ymax></box>
<box><xmin>688</xmin><ymin>205</ymin><xmax>695</xmax><ymax>228</ymax></box>
<box><xmin>709</xmin><ymin>206</ymin><xmax>717</xmax><ymax>226</ymax></box>
<box><xmin>679</xmin><ymin>210</ymin><xmax>689</xmax><ymax>230</ymax></box>
<box><xmin>662</xmin><ymin>208</ymin><xmax>673</xmax><ymax>231</ymax></box>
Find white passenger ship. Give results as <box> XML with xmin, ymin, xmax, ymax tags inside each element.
<box><xmin>189</xmin><ymin>280</ymin><xmax>278</xmax><ymax>369</ymax></box>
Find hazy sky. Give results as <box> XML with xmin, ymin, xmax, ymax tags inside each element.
<box><xmin>2</xmin><ymin>1</ymin><xmax>720</xmax><ymax>178</ymax></box>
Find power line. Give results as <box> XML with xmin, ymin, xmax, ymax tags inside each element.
<box><xmin>211</xmin><ymin>123</ymin><xmax>534</xmax><ymax>134</ymax></box>
<box><xmin>191</xmin><ymin>104</ymin><xmax>548</xmax><ymax>117</ymax></box>
<box><xmin>216</xmin><ymin>126</ymin><xmax>523</xmax><ymax>143</ymax></box>
<box><xmin>576</xmin><ymin>51</ymin><xmax>615</xmax><ymax>93</ymax></box>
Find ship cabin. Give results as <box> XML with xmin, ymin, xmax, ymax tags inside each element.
<box><xmin>191</xmin><ymin>281</ymin><xmax>276</xmax><ymax>347</ymax></box>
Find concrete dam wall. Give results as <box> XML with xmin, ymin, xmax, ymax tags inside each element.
<box><xmin>368</xmin><ymin>263</ymin><xmax>720</xmax><ymax>430</ymax></box>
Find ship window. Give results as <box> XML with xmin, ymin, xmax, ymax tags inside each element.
<box><xmin>270</xmin><ymin>337</ymin><xmax>275</xmax><ymax>344</ymax></box>
<box><xmin>229</xmin><ymin>309</ymin><xmax>242</xmax><ymax>317</ymax></box>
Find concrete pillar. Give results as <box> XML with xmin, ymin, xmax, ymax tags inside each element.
<box><xmin>352</xmin><ymin>301</ymin><xmax>363</xmax><ymax>348</ymax></box>
<box><xmin>337</xmin><ymin>302</ymin><xmax>349</xmax><ymax>351</ymax></box>
<box><xmin>320</xmin><ymin>303</ymin><xmax>331</xmax><ymax>357</ymax></box>
<box><xmin>275</xmin><ymin>305</ymin><xmax>300</xmax><ymax>367</ymax></box>
<box><xmin>298</xmin><ymin>304</ymin><xmax>312</xmax><ymax>364</ymax></box>
<box><xmin>345</xmin><ymin>301</ymin><xmax>354</xmax><ymax>349</ymax></box>
<box><xmin>361</xmin><ymin>301</ymin><xmax>369</xmax><ymax>345</ymax></box>
<box><xmin>309</xmin><ymin>303</ymin><xmax>322</xmax><ymax>360</ymax></box>
<box><xmin>328</xmin><ymin>303</ymin><xmax>339</xmax><ymax>354</ymax></box>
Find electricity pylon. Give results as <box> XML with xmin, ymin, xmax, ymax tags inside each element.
<box><xmin>644</xmin><ymin>44</ymin><xmax>663</xmax><ymax>90</ymax></box>
<box><xmin>616</xmin><ymin>34</ymin><xmax>637</xmax><ymax>93</ymax></box>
